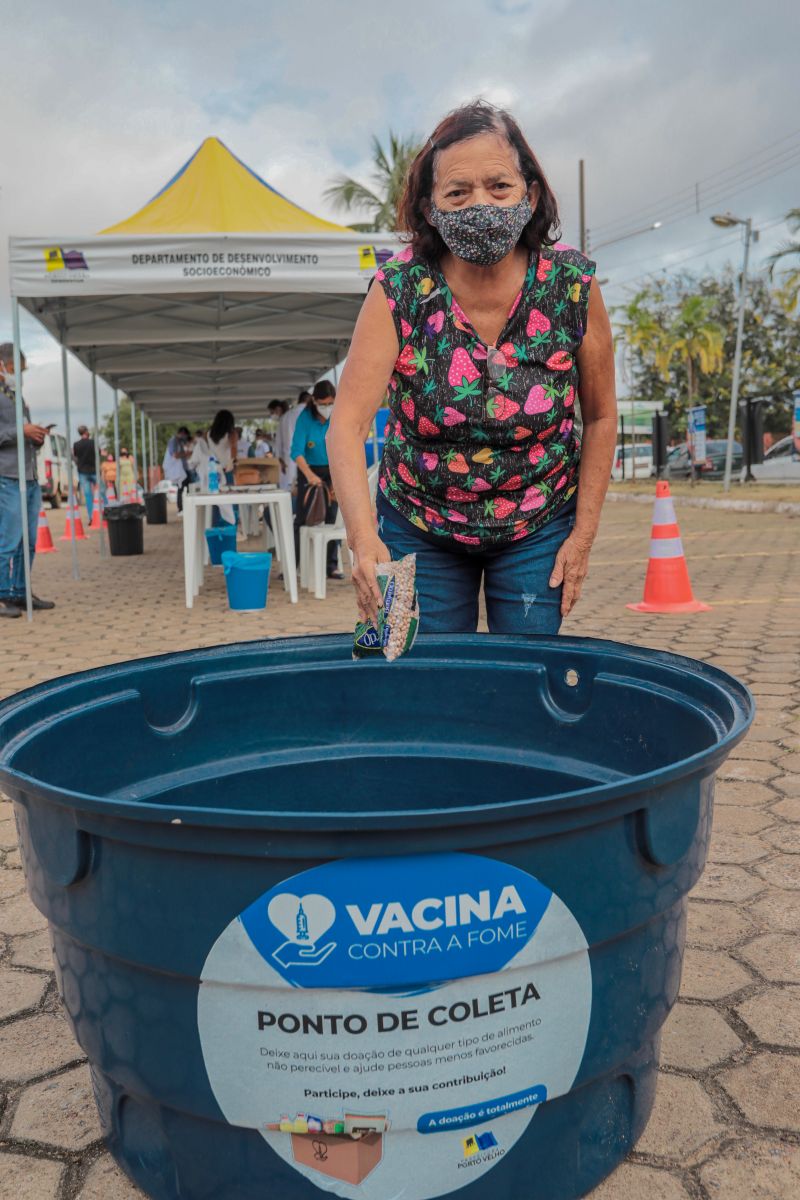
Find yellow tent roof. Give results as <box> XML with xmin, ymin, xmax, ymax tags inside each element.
<box><xmin>100</xmin><ymin>136</ymin><xmax>350</xmax><ymax>235</ymax></box>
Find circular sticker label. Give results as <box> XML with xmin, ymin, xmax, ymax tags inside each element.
<box><xmin>198</xmin><ymin>852</ymin><xmax>591</xmax><ymax>1199</ymax></box>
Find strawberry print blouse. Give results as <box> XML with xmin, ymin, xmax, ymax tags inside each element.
<box><xmin>375</xmin><ymin>242</ymin><xmax>596</xmax><ymax>547</ymax></box>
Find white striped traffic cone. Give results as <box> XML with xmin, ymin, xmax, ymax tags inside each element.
<box><xmin>35</xmin><ymin>506</ymin><xmax>56</xmax><ymax>553</ymax></box>
<box><xmin>60</xmin><ymin>501</ymin><xmax>89</xmax><ymax>542</ymax></box>
<box><xmin>627</xmin><ymin>482</ymin><xmax>710</xmax><ymax>613</ymax></box>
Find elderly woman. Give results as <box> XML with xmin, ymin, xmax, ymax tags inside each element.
<box><xmin>328</xmin><ymin>101</ymin><xmax>616</xmax><ymax>633</ymax></box>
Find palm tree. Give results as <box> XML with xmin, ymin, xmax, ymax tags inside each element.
<box><xmin>656</xmin><ymin>296</ymin><xmax>724</xmax><ymax>404</ymax></box>
<box><xmin>613</xmin><ymin>289</ymin><xmax>664</xmax><ymax>381</ymax></box>
<box><xmin>324</xmin><ymin>132</ymin><xmax>422</xmax><ymax>232</ymax></box>
<box><xmin>767</xmin><ymin>207</ymin><xmax>800</xmax><ymax>309</ymax></box>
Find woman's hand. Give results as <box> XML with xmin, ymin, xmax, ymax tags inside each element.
<box><xmin>549</xmin><ymin>531</ymin><xmax>594</xmax><ymax>617</ymax></box>
<box><xmin>305</xmin><ymin>470</ymin><xmax>323</xmax><ymax>488</ymax></box>
<box><xmin>350</xmin><ymin>531</ymin><xmax>391</xmax><ymax>625</ymax></box>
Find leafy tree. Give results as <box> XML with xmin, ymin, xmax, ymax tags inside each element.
<box><xmin>324</xmin><ymin>132</ymin><xmax>422</xmax><ymax>231</ymax></box>
<box><xmin>655</xmin><ymin>295</ymin><xmax>724</xmax><ymax>406</ymax></box>
<box><xmin>767</xmin><ymin>207</ymin><xmax>800</xmax><ymax>310</ymax></box>
<box><xmin>612</xmin><ymin>270</ymin><xmax>800</xmax><ymax>437</ymax></box>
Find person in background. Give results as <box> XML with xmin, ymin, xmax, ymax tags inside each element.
<box><xmin>100</xmin><ymin>451</ymin><xmax>116</xmax><ymax>504</ymax></box>
<box><xmin>235</xmin><ymin>426</ymin><xmax>252</xmax><ymax>459</ymax></box>
<box><xmin>253</xmin><ymin>428</ymin><xmax>272</xmax><ymax>458</ymax></box>
<box><xmin>118</xmin><ymin>447</ymin><xmax>137</xmax><ymax>501</ymax></box>
<box><xmin>0</xmin><ymin>342</ymin><xmax>55</xmax><ymax>616</ymax></box>
<box><xmin>208</xmin><ymin>408</ymin><xmax>237</xmax><ymax>528</ymax></box>
<box><xmin>188</xmin><ymin>428</ymin><xmax>209</xmax><ymax>491</ymax></box>
<box><xmin>291</xmin><ymin>380</ymin><xmax>342</xmax><ymax>580</ymax></box>
<box><xmin>276</xmin><ymin>390</ymin><xmax>310</xmax><ymax>492</ymax></box>
<box><xmin>163</xmin><ymin>425</ymin><xmax>190</xmax><ymax>513</ymax></box>
<box><xmin>73</xmin><ymin>424</ymin><xmax>98</xmax><ymax>522</ymax></box>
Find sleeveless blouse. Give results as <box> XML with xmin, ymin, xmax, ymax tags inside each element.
<box><xmin>375</xmin><ymin>243</ymin><xmax>596</xmax><ymax>546</ymax></box>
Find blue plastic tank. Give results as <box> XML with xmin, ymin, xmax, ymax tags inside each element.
<box><xmin>0</xmin><ymin>635</ymin><xmax>753</xmax><ymax>1200</ymax></box>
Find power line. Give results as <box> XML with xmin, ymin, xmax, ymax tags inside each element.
<box><xmin>589</xmin><ymin>128</ymin><xmax>800</xmax><ymax>241</ymax></box>
<box><xmin>601</xmin><ymin>213</ymin><xmax>788</xmax><ymax>277</ymax></box>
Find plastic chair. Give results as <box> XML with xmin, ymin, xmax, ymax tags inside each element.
<box><xmin>301</xmin><ymin>465</ymin><xmax>380</xmax><ymax>600</ymax></box>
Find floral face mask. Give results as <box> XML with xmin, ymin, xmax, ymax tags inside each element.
<box><xmin>428</xmin><ymin>196</ymin><xmax>533</xmax><ymax>266</ymax></box>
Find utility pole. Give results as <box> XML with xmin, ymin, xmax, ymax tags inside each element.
<box><xmin>579</xmin><ymin>160</ymin><xmax>586</xmax><ymax>254</ymax></box>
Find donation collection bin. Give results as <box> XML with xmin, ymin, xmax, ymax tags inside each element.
<box><xmin>0</xmin><ymin>635</ymin><xmax>753</xmax><ymax>1200</ymax></box>
<box><xmin>104</xmin><ymin>502</ymin><xmax>145</xmax><ymax>556</ymax></box>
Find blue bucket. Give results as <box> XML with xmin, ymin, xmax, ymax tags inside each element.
<box><xmin>222</xmin><ymin>550</ymin><xmax>272</xmax><ymax>612</ymax></box>
<box><xmin>204</xmin><ymin>525</ymin><xmax>237</xmax><ymax>566</ymax></box>
<box><xmin>0</xmin><ymin>636</ymin><xmax>753</xmax><ymax>1200</ymax></box>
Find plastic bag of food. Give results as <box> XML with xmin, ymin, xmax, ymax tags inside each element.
<box><xmin>353</xmin><ymin>554</ymin><xmax>419</xmax><ymax>662</ymax></box>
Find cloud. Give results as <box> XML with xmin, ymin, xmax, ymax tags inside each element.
<box><xmin>3</xmin><ymin>0</ymin><xmax>798</xmax><ymax>428</ymax></box>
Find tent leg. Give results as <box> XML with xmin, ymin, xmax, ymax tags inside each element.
<box><xmin>130</xmin><ymin>398</ymin><xmax>138</xmax><ymax>499</ymax></box>
<box><xmin>113</xmin><ymin>388</ymin><xmax>120</xmax><ymax>474</ymax></box>
<box><xmin>11</xmin><ymin>299</ymin><xmax>33</xmax><ymax>621</ymax></box>
<box><xmin>140</xmin><ymin>408</ymin><xmax>148</xmax><ymax>492</ymax></box>
<box><xmin>91</xmin><ymin>368</ymin><xmax>106</xmax><ymax>557</ymax></box>
<box><xmin>61</xmin><ymin>346</ymin><xmax>80</xmax><ymax>581</ymax></box>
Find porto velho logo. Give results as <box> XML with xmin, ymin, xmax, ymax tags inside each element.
<box><xmin>240</xmin><ymin>854</ymin><xmax>553</xmax><ymax>991</ymax></box>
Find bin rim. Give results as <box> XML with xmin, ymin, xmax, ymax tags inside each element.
<box><xmin>0</xmin><ymin>634</ymin><xmax>754</xmax><ymax>832</ymax></box>
<box><xmin>221</xmin><ymin>550</ymin><xmax>273</xmax><ymax>569</ymax></box>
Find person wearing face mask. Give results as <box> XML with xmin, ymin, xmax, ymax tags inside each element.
<box><xmin>291</xmin><ymin>380</ymin><xmax>342</xmax><ymax>580</ymax></box>
<box><xmin>328</xmin><ymin>100</ymin><xmax>616</xmax><ymax>634</ymax></box>
<box><xmin>0</xmin><ymin>343</ymin><xmax>55</xmax><ymax>616</ymax></box>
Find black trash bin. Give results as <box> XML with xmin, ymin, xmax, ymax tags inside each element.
<box><xmin>104</xmin><ymin>503</ymin><xmax>145</xmax><ymax>556</ymax></box>
<box><xmin>144</xmin><ymin>492</ymin><xmax>168</xmax><ymax>525</ymax></box>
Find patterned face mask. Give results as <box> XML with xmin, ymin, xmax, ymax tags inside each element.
<box><xmin>428</xmin><ymin>196</ymin><xmax>533</xmax><ymax>266</ymax></box>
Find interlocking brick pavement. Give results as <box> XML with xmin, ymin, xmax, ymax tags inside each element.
<box><xmin>0</xmin><ymin>499</ymin><xmax>798</xmax><ymax>1199</ymax></box>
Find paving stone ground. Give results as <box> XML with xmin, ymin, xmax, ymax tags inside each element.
<box><xmin>0</xmin><ymin>498</ymin><xmax>798</xmax><ymax>1199</ymax></box>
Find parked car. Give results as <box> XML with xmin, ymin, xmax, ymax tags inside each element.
<box><xmin>667</xmin><ymin>440</ymin><xmax>743</xmax><ymax>480</ymax></box>
<box><xmin>745</xmin><ymin>436</ymin><xmax>800</xmax><ymax>483</ymax></box>
<box><xmin>611</xmin><ymin>442</ymin><xmax>654</xmax><ymax>481</ymax></box>
<box><xmin>37</xmin><ymin>430</ymin><xmax>77</xmax><ymax>508</ymax></box>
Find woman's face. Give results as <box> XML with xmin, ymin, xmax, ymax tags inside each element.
<box><xmin>430</xmin><ymin>132</ymin><xmax>536</xmax><ymax>213</ymax></box>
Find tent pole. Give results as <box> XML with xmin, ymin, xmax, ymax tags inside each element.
<box><xmin>140</xmin><ymin>408</ymin><xmax>148</xmax><ymax>492</ymax></box>
<box><xmin>11</xmin><ymin>299</ymin><xmax>33</xmax><ymax>621</ymax></box>
<box><xmin>61</xmin><ymin>345</ymin><xmax>80</xmax><ymax>581</ymax></box>
<box><xmin>149</xmin><ymin>419</ymin><xmax>156</xmax><ymax>478</ymax></box>
<box><xmin>113</xmin><ymin>388</ymin><xmax>120</xmax><ymax>476</ymax></box>
<box><xmin>90</xmin><ymin>365</ymin><xmax>107</xmax><ymax>557</ymax></box>
<box><xmin>130</xmin><ymin>397</ymin><xmax>138</xmax><ymax>499</ymax></box>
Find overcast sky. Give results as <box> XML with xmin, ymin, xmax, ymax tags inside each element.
<box><xmin>2</xmin><ymin>0</ymin><xmax>798</xmax><ymax>431</ymax></box>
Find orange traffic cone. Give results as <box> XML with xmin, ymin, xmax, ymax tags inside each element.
<box><xmin>627</xmin><ymin>481</ymin><xmax>710</xmax><ymax>614</ymax></box>
<box><xmin>89</xmin><ymin>483</ymin><xmax>107</xmax><ymax>530</ymax></box>
<box><xmin>60</xmin><ymin>501</ymin><xmax>89</xmax><ymax>542</ymax></box>
<box><xmin>106</xmin><ymin>482</ymin><xmax>117</xmax><ymax>502</ymax></box>
<box><xmin>35</xmin><ymin>506</ymin><xmax>56</xmax><ymax>553</ymax></box>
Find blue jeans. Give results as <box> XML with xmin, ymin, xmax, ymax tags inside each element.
<box><xmin>0</xmin><ymin>477</ymin><xmax>40</xmax><ymax>600</ymax></box>
<box><xmin>378</xmin><ymin>495</ymin><xmax>576</xmax><ymax>635</ymax></box>
<box><xmin>79</xmin><ymin>473</ymin><xmax>97</xmax><ymax>521</ymax></box>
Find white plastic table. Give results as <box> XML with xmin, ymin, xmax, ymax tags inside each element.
<box><xmin>182</xmin><ymin>489</ymin><xmax>297</xmax><ymax>607</ymax></box>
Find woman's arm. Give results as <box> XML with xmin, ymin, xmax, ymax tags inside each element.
<box><xmin>549</xmin><ymin>278</ymin><xmax>617</xmax><ymax>616</ymax></box>
<box><xmin>291</xmin><ymin>413</ymin><xmax>323</xmax><ymax>487</ymax></box>
<box><xmin>295</xmin><ymin>455</ymin><xmax>322</xmax><ymax>487</ymax></box>
<box><xmin>327</xmin><ymin>283</ymin><xmax>400</xmax><ymax>623</ymax></box>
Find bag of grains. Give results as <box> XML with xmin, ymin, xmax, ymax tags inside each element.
<box><xmin>353</xmin><ymin>554</ymin><xmax>419</xmax><ymax>662</ymax></box>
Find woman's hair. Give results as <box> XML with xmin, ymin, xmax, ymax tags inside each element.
<box><xmin>397</xmin><ymin>99</ymin><xmax>560</xmax><ymax>261</ymax></box>
<box><xmin>209</xmin><ymin>408</ymin><xmax>235</xmax><ymax>444</ymax></box>
<box><xmin>308</xmin><ymin>379</ymin><xmax>336</xmax><ymax>422</ymax></box>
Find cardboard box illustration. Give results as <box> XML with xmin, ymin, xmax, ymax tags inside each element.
<box><xmin>291</xmin><ymin>1132</ymin><xmax>383</xmax><ymax>1186</ymax></box>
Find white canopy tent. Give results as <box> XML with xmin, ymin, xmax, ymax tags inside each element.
<box><xmin>7</xmin><ymin>138</ymin><xmax>400</xmax><ymax>617</ymax></box>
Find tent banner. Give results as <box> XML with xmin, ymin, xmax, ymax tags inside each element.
<box><xmin>9</xmin><ymin>234</ymin><xmax>404</xmax><ymax>298</ymax></box>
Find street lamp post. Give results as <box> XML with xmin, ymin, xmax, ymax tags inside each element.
<box><xmin>710</xmin><ymin>213</ymin><xmax>754</xmax><ymax>492</ymax></box>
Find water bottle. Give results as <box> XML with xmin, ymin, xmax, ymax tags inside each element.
<box><xmin>208</xmin><ymin>456</ymin><xmax>220</xmax><ymax>494</ymax></box>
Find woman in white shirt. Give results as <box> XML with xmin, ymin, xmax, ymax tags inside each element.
<box><xmin>188</xmin><ymin>428</ymin><xmax>210</xmax><ymax>491</ymax></box>
<box><xmin>208</xmin><ymin>409</ymin><xmax>237</xmax><ymax>528</ymax></box>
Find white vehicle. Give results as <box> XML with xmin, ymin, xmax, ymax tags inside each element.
<box><xmin>745</xmin><ymin>436</ymin><xmax>800</xmax><ymax>483</ymax></box>
<box><xmin>611</xmin><ymin>442</ymin><xmax>654</xmax><ymax>481</ymax></box>
<box><xmin>37</xmin><ymin>430</ymin><xmax>78</xmax><ymax>508</ymax></box>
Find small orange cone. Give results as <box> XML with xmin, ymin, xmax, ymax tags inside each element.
<box><xmin>35</xmin><ymin>506</ymin><xmax>56</xmax><ymax>553</ymax></box>
<box><xmin>627</xmin><ymin>481</ymin><xmax>710</xmax><ymax>614</ymax></box>
<box><xmin>89</xmin><ymin>483</ymin><xmax>107</xmax><ymax>530</ymax></box>
<box><xmin>60</xmin><ymin>501</ymin><xmax>89</xmax><ymax>542</ymax></box>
